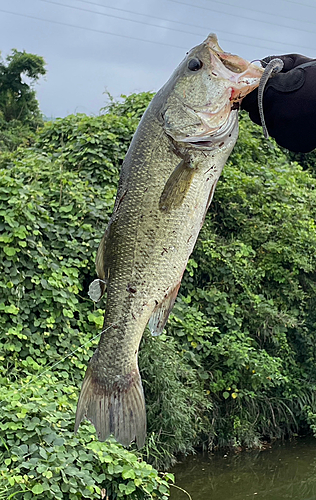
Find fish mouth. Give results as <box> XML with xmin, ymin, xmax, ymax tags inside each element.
<box><xmin>183</xmin><ymin>34</ymin><xmax>263</xmax><ymax>141</ymax></box>
<box><xmin>206</xmin><ymin>33</ymin><xmax>263</xmax><ymax>102</ymax></box>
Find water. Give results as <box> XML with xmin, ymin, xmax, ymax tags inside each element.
<box><xmin>170</xmin><ymin>437</ymin><xmax>316</xmax><ymax>500</ymax></box>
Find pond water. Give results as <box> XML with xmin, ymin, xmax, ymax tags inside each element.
<box><xmin>170</xmin><ymin>437</ymin><xmax>316</xmax><ymax>500</ymax></box>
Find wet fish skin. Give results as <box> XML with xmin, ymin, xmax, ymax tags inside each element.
<box><xmin>75</xmin><ymin>34</ymin><xmax>263</xmax><ymax>448</ymax></box>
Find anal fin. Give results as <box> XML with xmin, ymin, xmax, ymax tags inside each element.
<box><xmin>148</xmin><ymin>282</ymin><xmax>181</xmax><ymax>336</ymax></box>
<box><xmin>202</xmin><ymin>178</ymin><xmax>219</xmax><ymax>223</ymax></box>
<box><xmin>94</xmin><ymin>226</ymin><xmax>110</xmax><ymax>300</ymax></box>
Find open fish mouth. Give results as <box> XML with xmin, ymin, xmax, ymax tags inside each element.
<box><xmin>206</xmin><ymin>33</ymin><xmax>263</xmax><ymax>102</ymax></box>
<box><xmin>179</xmin><ymin>34</ymin><xmax>263</xmax><ymax>144</ymax></box>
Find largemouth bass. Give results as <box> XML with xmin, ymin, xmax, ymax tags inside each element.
<box><xmin>75</xmin><ymin>34</ymin><xmax>263</xmax><ymax>448</ymax></box>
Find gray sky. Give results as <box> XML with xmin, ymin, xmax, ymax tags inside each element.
<box><xmin>1</xmin><ymin>0</ymin><xmax>316</xmax><ymax>117</ymax></box>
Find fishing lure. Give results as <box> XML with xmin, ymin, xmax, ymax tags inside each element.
<box><xmin>257</xmin><ymin>58</ymin><xmax>284</xmax><ymax>139</ymax></box>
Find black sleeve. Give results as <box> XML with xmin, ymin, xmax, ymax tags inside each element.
<box><xmin>242</xmin><ymin>54</ymin><xmax>316</xmax><ymax>153</ymax></box>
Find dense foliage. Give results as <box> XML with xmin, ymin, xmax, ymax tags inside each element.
<box><xmin>2</xmin><ymin>90</ymin><xmax>316</xmax><ymax>498</ymax></box>
<box><xmin>0</xmin><ymin>99</ymin><xmax>173</xmax><ymax>498</ymax></box>
<box><xmin>173</xmin><ymin>115</ymin><xmax>316</xmax><ymax>448</ymax></box>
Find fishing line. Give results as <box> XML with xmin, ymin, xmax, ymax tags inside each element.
<box><xmin>250</xmin><ymin>59</ymin><xmax>264</xmax><ymax>65</ymax></box>
<box><xmin>0</xmin><ymin>323</ymin><xmax>115</xmax><ymax>407</ymax></box>
<box><xmin>0</xmin><ymin>322</ymin><xmax>120</xmax><ymax>462</ymax></box>
<box><xmin>170</xmin><ymin>484</ymin><xmax>193</xmax><ymax>500</ymax></box>
<box><xmin>19</xmin><ymin>329</ymin><xmax>104</xmax><ymax>389</ymax></box>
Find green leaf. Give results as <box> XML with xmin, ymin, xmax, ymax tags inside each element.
<box><xmin>31</xmin><ymin>484</ymin><xmax>44</xmax><ymax>495</ymax></box>
<box><xmin>122</xmin><ymin>467</ymin><xmax>136</xmax><ymax>480</ymax></box>
<box><xmin>59</xmin><ymin>204</ymin><xmax>73</xmax><ymax>212</ymax></box>
<box><xmin>4</xmin><ymin>304</ymin><xmax>19</xmax><ymax>315</ymax></box>
<box><xmin>39</xmin><ymin>447</ymin><xmax>47</xmax><ymax>459</ymax></box>
<box><xmin>3</xmin><ymin>247</ymin><xmax>17</xmax><ymax>256</ymax></box>
<box><xmin>125</xmin><ymin>481</ymin><xmax>136</xmax><ymax>494</ymax></box>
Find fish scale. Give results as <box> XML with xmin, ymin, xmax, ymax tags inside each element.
<box><xmin>75</xmin><ymin>33</ymin><xmax>263</xmax><ymax>447</ymax></box>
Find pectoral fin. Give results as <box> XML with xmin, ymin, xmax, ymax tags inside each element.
<box><xmin>159</xmin><ymin>159</ymin><xmax>196</xmax><ymax>212</ymax></box>
<box><xmin>88</xmin><ymin>279</ymin><xmax>106</xmax><ymax>303</ymax></box>
<box><xmin>148</xmin><ymin>282</ymin><xmax>181</xmax><ymax>336</ymax></box>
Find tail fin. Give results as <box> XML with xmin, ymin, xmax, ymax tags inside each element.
<box><xmin>74</xmin><ymin>365</ymin><xmax>146</xmax><ymax>448</ymax></box>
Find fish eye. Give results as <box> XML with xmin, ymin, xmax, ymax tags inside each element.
<box><xmin>187</xmin><ymin>58</ymin><xmax>203</xmax><ymax>71</ymax></box>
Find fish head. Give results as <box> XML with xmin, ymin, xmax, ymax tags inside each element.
<box><xmin>162</xmin><ymin>33</ymin><xmax>263</xmax><ymax>147</ymax></box>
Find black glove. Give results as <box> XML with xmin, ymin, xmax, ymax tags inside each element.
<box><xmin>242</xmin><ymin>54</ymin><xmax>316</xmax><ymax>153</ymax></box>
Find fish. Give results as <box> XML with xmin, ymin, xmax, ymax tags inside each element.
<box><xmin>74</xmin><ymin>34</ymin><xmax>263</xmax><ymax>448</ymax></box>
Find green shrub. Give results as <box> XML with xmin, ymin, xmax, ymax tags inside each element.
<box><xmin>139</xmin><ymin>331</ymin><xmax>212</xmax><ymax>469</ymax></box>
<box><xmin>167</xmin><ymin>113</ymin><xmax>316</xmax><ymax>447</ymax></box>
<box><xmin>0</xmin><ymin>375</ymin><xmax>172</xmax><ymax>499</ymax></box>
<box><xmin>3</xmin><ymin>92</ymin><xmax>316</xmax><ymax>498</ymax></box>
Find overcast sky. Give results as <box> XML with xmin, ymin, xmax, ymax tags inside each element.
<box><xmin>1</xmin><ymin>0</ymin><xmax>316</xmax><ymax>117</ymax></box>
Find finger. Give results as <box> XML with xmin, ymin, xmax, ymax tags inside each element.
<box><xmin>262</xmin><ymin>54</ymin><xmax>315</xmax><ymax>72</ymax></box>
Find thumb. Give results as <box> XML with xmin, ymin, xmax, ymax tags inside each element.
<box><xmin>241</xmin><ymin>87</ymin><xmax>258</xmax><ymax>111</ymax></box>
